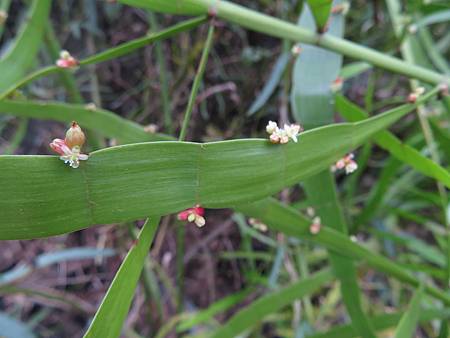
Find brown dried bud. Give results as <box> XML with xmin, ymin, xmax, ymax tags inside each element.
<box><xmin>65</xmin><ymin>121</ymin><xmax>86</xmax><ymax>148</ymax></box>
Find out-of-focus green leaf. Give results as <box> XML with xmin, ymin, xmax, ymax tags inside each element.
<box><xmin>438</xmin><ymin>320</ymin><xmax>449</xmax><ymax>338</ymax></box>
<box><xmin>291</xmin><ymin>1</ymin><xmax>343</xmax><ymax>129</ymax></box>
<box><xmin>393</xmin><ymin>284</ymin><xmax>424</xmax><ymax>338</ymax></box>
<box><xmin>418</xmin><ymin>26</ymin><xmax>450</xmax><ymax>75</ymax></box>
<box><xmin>371</xmin><ymin>229</ymin><xmax>445</xmax><ymax>267</ymax></box>
<box><xmin>0</xmin><ymin>247</ymin><xmax>116</xmax><ymax>285</ymax></box>
<box><xmin>336</xmin><ymin>95</ymin><xmax>450</xmax><ymax>189</ymax></box>
<box><xmin>306</xmin><ymin>0</ymin><xmax>333</xmax><ymax>31</ymax></box>
<box><xmin>83</xmin><ymin>217</ymin><xmax>160</xmax><ymax>338</ymax></box>
<box><xmin>308</xmin><ymin>308</ymin><xmax>450</xmax><ymax>338</ymax></box>
<box><xmin>236</xmin><ymin>198</ymin><xmax>450</xmax><ymax>305</ymax></box>
<box><xmin>339</xmin><ymin>61</ymin><xmax>372</xmax><ymax>80</ymax></box>
<box><xmin>119</xmin><ymin>0</ymin><xmax>208</xmax><ymax>15</ymax></box>
<box><xmin>0</xmin><ymin>100</ymin><xmax>172</xmax><ymax>143</ymax></box>
<box><xmin>0</xmin><ymin>0</ymin><xmax>51</xmax><ymax>92</ymax></box>
<box><xmin>412</xmin><ymin>9</ymin><xmax>450</xmax><ymax>29</ymax></box>
<box><xmin>209</xmin><ymin>269</ymin><xmax>333</xmax><ymax>338</ymax></box>
<box><xmin>0</xmin><ymin>96</ymin><xmax>436</xmax><ymax>240</ymax></box>
<box><xmin>177</xmin><ymin>288</ymin><xmax>253</xmax><ymax>332</ymax></box>
<box><xmin>0</xmin><ymin>313</ymin><xmax>35</xmax><ymax>338</ymax></box>
<box><xmin>247</xmin><ymin>52</ymin><xmax>290</xmax><ymax>116</ymax></box>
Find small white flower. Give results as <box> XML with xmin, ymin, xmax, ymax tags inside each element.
<box><xmin>306</xmin><ymin>207</ymin><xmax>315</xmax><ymax>217</ymax></box>
<box><xmin>408</xmin><ymin>24</ymin><xmax>417</xmax><ymax>34</ymax></box>
<box><xmin>279</xmin><ymin>130</ymin><xmax>289</xmax><ymax>144</ymax></box>
<box><xmin>177</xmin><ymin>205</ymin><xmax>206</xmax><ymax>228</ymax></box>
<box><xmin>249</xmin><ymin>218</ymin><xmax>268</xmax><ymax>232</ymax></box>
<box><xmin>284</xmin><ymin>123</ymin><xmax>301</xmax><ymax>143</ymax></box>
<box><xmin>345</xmin><ymin>161</ymin><xmax>358</xmax><ymax>174</ymax></box>
<box><xmin>266</xmin><ymin>121</ymin><xmax>278</xmax><ymax>134</ymax></box>
<box><xmin>291</xmin><ymin>44</ymin><xmax>302</xmax><ymax>56</ymax></box>
<box><xmin>332</xmin><ymin>153</ymin><xmax>357</xmax><ymax>175</ymax></box>
<box><xmin>415</xmin><ymin>87</ymin><xmax>425</xmax><ymax>95</ymax></box>
<box><xmin>194</xmin><ymin>215</ymin><xmax>206</xmax><ymax>227</ymax></box>
<box><xmin>59</xmin><ymin>145</ymin><xmax>89</xmax><ymax>169</ymax></box>
<box><xmin>310</xmin><ymin>216</ymin><xmax>322</xmax><ymax>235</ymax></box>
<box><xmin>266</xmin><ymin>121</ymin><xmax>302</xmax><ymax>144</ymax></box>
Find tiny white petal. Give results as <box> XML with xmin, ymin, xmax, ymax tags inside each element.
<box><xmin>188</xmin><ymin>213</ymin><xmax>196</xmax><ymax>222</ymax></box>
<box><xmin>195</xmin><ymin>215</ymin><xmax>206</xmax><ymax>227</ymax></box>
<box><xmin>266</xmin><ymin>121</ymin><xmax>278</xmax><ymax>134</ymax></box>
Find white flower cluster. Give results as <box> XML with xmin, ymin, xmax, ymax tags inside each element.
<box><xmin>331</xmin><ymin>153</ymin><xmax>358</xmax><ymax>175</ymax></box>
<box><xmin>266</xmin><ymin>121</ymin><xmax>302</xmax><ymax>144</ymax></box>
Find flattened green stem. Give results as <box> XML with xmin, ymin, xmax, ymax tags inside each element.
<box><xmin>0</xmin><ymin>16</ymin><xmax>207</xmax><ymax>101</ymax></box>
<box><xmin>178</xmin><ymin>21</ymin><xmax>215</xmax><ymax>141</ymax></box>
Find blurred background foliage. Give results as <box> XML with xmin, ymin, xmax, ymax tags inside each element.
<box><xmin>0</xmin><ymin>0</ymin><xmax>450</xmax><ymax>337</ymax></box>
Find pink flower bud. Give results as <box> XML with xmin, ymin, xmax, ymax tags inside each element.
<box><xmin>56</xmin><ymin>50</ymin><xmax>79</xmax><ymax>68</ymax></box>
<box><xmin>177</xmin><ymin>205</ymin><xmax>206</xmax><ymax>227</ymax></box>
<box><xmin>49</xmin><ymin>138</ymin><xmax>71</xmax><ymax>156</ymax></box>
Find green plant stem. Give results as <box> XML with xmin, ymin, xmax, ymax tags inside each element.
<box><xmin>121</xmin><ymin>0</ymin><xmax>449</xmax><ymax>86</ymax></box>
<box><xmin>44</xmin><ymin>25</ymin><xmax>83</xmax><ymax>103</ymax></box>
<box><xmin>0</xmin><ymin>16</ymin><xmax>207</xmax><ymax>101</ymax></box>
<box><xmin>178</xmin><ymin>22</ymin><xmax>215</xmax><ymax>141</ymax></box>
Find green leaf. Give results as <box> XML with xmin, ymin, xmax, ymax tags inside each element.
<box><xmin>291</xmin><ymin>0</ymin><xmax>344</xmax><ymax>130</ymax></box>
<box><xmin>339</xmin><ymin>61</ymin><xmax>372</xmax><ymax>80</ymax></box>
<box><xmin>0</xmin><ymin>313</ymin><xmax>35</xmax><ymax>338</ymax></box>
<box><xmin>412</xmin><ymin>9</ymin><xmax>450</xmax><ymax>30</ymax></box>
<box><xmin>177</xmin><ymin>288</ymin><xmax>253</xmax><ymax>332</ymax></box>
<box><xmin>119</xmin><ymin>0</ymin><xmax>208</xmax><ymax>15</ymax></box>
<box><xmin>0</xmin><ymin>0</ymin><xmax>51</xmax><ymax>92</ymax></box>
<box><xmin>0</xmin><ymin>97</ymin><xmax>435</xmax><ymax>239</ymax></box>
<box><xmin>308</xmin><ymin>308</ymin><xmax>450</xmax><ymax>338</ymax></box>
<box><xmin>393</xmin><ymin>284</ymin><xmax>425</xmax><ymax>338</ymax></box>
<box><xmin>246</xmin><ymin>52</ymin><xmax>290</xmax><ymax>116</ymax></box>
<box><xmin>336</xmin><ymin>95</ymin><xmax>450</xmax><ymax>189</ymax></box>
<box><xmin>305</xmin><ymin>0</ymin><xmax>333</xmax><ymax>31</ymax></box>
<box><xmin>209</xmin><ymin>269</ymin><xmax>333</xmax><ymax>338</ymax></box>
<box><xmin>371</xmin><ymin>229</ymin><xmax>445</xmax><ymax>267</ymax></box>
<box><xmin>83</xmin><ymin>217</ymin><xmax>160</xmax><ymax>338</ymax></box>
<box><xmin>0</xmin><ymin>100</ymin><xmax>172</xmax><ymax>143</ymax></box>
<box><xmin>0</xmin><ymin>247</ymin><xmax>116</xmax><ymax>285</ymax></box>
